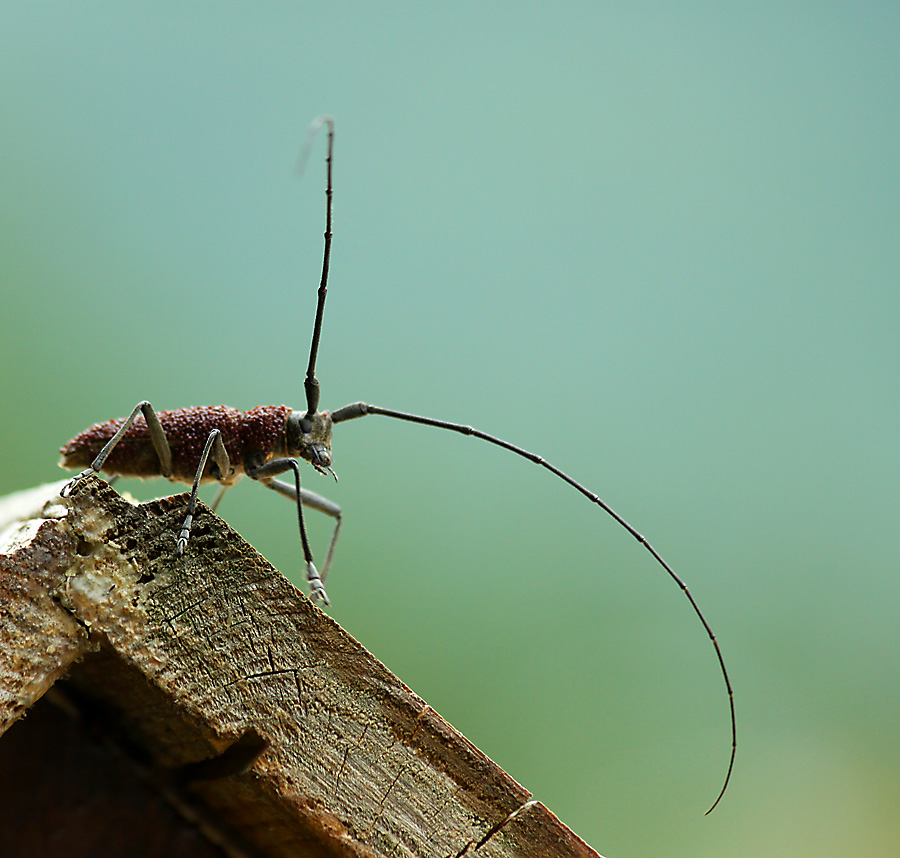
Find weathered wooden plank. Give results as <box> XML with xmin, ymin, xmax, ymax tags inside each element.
<box><xmin>0</xmin><ymin>477</ymin><xmax>603</xmax><ymax>858</ymax></box>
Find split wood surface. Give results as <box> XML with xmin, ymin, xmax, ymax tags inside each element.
<box><xmin>0</xmin><ymin>477</ymin><xmax>602</xmax><ymax>858</ymax></box>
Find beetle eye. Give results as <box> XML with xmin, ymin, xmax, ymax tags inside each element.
<box><xmin>299</xmin><ymin>417</ymin><xmax>312</xmax><ymax>434</ymax></box>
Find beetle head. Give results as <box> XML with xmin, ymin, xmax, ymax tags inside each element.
<box><xmin>287</xmin><ymin>409</ymin><xmax>335</xmax><ymax>477</ymax></box>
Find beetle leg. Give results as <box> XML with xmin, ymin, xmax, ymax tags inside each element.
<box><xmin>265</xmin><ymin>480</ymin><xmax>343</xmax><ymax>585</ymax></box>
<box><xmin>246</xmin><ymin>458</ymin><xmax>328</xmax><ymax>605</ymax></box>
<box><xmin>62</xmin><ymin>400</ymin><xmax>173</xmax><ymax>497</ymax></box>
<box><xmin>209</xmin><ymin>483</ymin><xmax>229</xmax><ymax>512</ymax></box>
<box><xmin>177</xmin><ymin>429</ymin><xmax>231</xmax><ymax>555</ymax></box>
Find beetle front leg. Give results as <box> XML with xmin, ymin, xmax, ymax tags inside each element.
<box><xmin>246</xmin><ymin>458</ymin><xmax>329</xmax><ymax>605</ymax></box>
<box><xmin>265</xmin><ymin>480</ymin><xmax>343</xmax><ymax>585</ymax></box>
<box><xmin>62</xmin><ymin>400</ymin><xmax>173</xmax><ymax>497</ymax></box>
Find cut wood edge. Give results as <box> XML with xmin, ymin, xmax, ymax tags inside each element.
<box><xmin>0</xmin><ymin>477</ymin><xmax>604</xmax><ymax>858</ymax></box>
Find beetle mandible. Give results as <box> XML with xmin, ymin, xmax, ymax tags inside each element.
<box><xmin>60</xmin><ymin>116</ymin><xmax>736</xmax><ymax>813</ymax></box>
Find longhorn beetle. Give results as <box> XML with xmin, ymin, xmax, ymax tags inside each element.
<box><xmin>60</xmin><ymin>116</ymin><xmax>735</xmax><ymax>813</ymax></box>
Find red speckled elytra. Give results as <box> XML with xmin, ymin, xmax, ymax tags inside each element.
<box><xmin>60</xmin><ymin>117</ymin><xmax>736</xmax><ymax>813</ymax></box>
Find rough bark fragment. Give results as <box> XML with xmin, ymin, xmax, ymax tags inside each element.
<box><xmin>0</xmin><ymin>481</ymin><xmax>88</xmax><ymax>732</ymax></box>
<box><xmin>0</xmin><ymin>477</ymin><xmax>603</xmax><ymax>858</ymax></box>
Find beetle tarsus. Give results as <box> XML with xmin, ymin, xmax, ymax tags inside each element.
<box><xmin>177</xmin><ymin>513</ymin><xmax>193</xmax><ymax>555</ymax></box>
<box><xmin>61</xmin><ymin>468</ymin><xmax>96</xmax><ymax>498</ymax></box>
<box><xmin>307</xmin><ymin>561</ymin><xmax>329</xmax><ymax>605</ymax></box>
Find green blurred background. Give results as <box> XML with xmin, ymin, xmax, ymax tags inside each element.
<box><xmin>2</xmin><ymin>3</ymin><xmax>898</xmax><ymax>856</ymax></box>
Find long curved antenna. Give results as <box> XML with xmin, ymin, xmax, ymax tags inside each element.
<box><xmin>330</xmin><ymin>400</ymin><xmax>736</xmax><ymax>813</ymax></box>
<box><xmin>298</xmin><ymin>115</ymin><xmax>335</xmax><ymax>417</ymax></box>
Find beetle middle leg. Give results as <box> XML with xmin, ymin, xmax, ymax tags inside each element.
<box><xmin>177</xmin><ymin>428</ymin><xmax>232</xmax><ymax>555</ymax></box>
<box><xmin>245</xmin><ymin>458</ymin><xmax>330</xmax><ymax>604</ymax></box>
